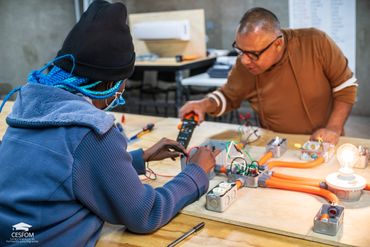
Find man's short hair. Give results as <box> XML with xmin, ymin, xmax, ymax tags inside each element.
<box><xmin>238</xmin><ymin>7</ymin><xmax>281</xmax><ymax>34</ymax></box>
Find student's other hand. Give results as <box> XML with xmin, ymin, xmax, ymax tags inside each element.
<box><xmin>188</xmin><ymin>146</ymin><xmax>221</xmax><ymax>173</ymax></box>
<box><xmin>143</xmin><ymin>138</ymin><xmax>186</xmax><ymax>162</ymax></box>
<box><xmin>179</xmin><ymin>100</ymin><xmax>207</xmax><ymax>123</ymax></box>
<box><xmin>310</xmin><ymin>128</ymin><xmax>339</xmax><ymax>145</ymax></box>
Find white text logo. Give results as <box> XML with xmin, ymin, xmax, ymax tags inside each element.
<box><xmin>6</xmin><ymin>222</ymin><xmax>38</xmax><ymax>244</ymax></box>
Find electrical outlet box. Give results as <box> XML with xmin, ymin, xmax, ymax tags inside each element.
<box><xmin>206</xmin><ymin>182</ymin><xmax>237</xmax><ymax>212</ymax></box>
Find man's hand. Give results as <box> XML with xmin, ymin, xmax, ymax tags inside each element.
<box><xmin>312</xmin><ymin>100</ymin><xmax>353</xmax><ymax>145</ymax></box>
<box><xmin>179</xmin><ymin>100</ymin><xmax>207</xmax><ymax>123</ymax></box>
<box><xmin>179</xmin><ymin>97</ymin><xmax>220</xmax><ymax>123</ymax></box>
<box><xmin>143</xmin><ymin>138</ymin><xmax>187</xmax><ymax>162</ymax></box>
<box><xmin>188</xmin><ymin>146</ymin><xmax>221</xmax><ymax>173</ymax></box>
<box><xmin>310</xmin><ymin>128</ymin><xmax>340</xmax><ymax>145</ymax></box>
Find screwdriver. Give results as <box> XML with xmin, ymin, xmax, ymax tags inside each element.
<box><xmin>129</xmin><ymin>123</ymin><xmax>155</xmax><ymax>141</ymax></box>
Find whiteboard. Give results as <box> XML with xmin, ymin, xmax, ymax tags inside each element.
<box><xmin>289</xmin><ymin>0</ymin><xmax>356</xmax><ymax>71</ymax></box>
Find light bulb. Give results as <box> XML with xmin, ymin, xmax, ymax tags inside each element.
<box><xmin>336</xmin><ymin>143</ymin><xmax>359</xmax><ymax>176</ymax></box>
<box><xmin>326</xmin><ymin>143</ymin><xmax>366</xmax><ymax>201</ymax></box>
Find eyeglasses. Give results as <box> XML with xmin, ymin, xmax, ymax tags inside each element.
<box><xmin>232</xmin><ymin>35</ymin><xmax>282</xmax><ymax>61</ymax></box>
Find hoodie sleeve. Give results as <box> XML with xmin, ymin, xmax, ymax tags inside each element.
<box><xmin>129</xmin><ymin>149</ymin><xmax>146</xmax><ymax>175</ymax></box>
<box><xmin>72</xmin><ymin>127</ymin><xmax>209</xmax><ymax>233</ymax></box>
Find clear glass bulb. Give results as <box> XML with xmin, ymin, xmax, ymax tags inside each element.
<box><xmin>326</xmin><ymin>143</ymin><xmax>366</xmax><ymax>201</ymax></box>
<box><xmin>336</xmin><ymin>143</ymin><xmax>359</xmax><ymax>177</ymax></box>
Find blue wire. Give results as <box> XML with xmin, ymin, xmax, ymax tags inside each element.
<box><xmin>54</xmin><ymin>80</ymin><xmax>123</xmax><ymax>99</ymax></box>
<box><xmin>0</xmin><ymin>54</ymin><xmax>126</xmax><ymax>112</ymax></box>
<box><xmin>0</xmin><ymin>86</ymin><xmax>22</xmax><ymax>112</ymax></box>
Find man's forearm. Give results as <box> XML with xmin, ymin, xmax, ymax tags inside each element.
<box><xmin>202</xmin><ymin>97</ymin><xmax>220</xmax><ymax>115</ymax></box>
<box><xmin>326</xmin><ymin>100</ymin><xmax>353</xmax><ymax>134</ymax></box>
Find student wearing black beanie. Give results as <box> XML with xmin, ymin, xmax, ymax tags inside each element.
<box><xmin>55</xmin><ymin>0</ymin><xmax>136</xmax><ymax>81</ymax></box>
<box><xmin>0</xmin><ymin>1</ymin><xmax>218</xmax><ymax>246</ymax></box>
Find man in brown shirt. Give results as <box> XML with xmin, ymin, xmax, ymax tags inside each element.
<box><xmin>179</xmin><ymin>7</ymin><xmax>357</xmax><ymax>145</ymax></box>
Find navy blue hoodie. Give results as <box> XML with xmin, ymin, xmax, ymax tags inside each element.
<box><xmin>0</xmin><ymin>84</ymin><xmax>209</xmax><ymax>246</ymax></box>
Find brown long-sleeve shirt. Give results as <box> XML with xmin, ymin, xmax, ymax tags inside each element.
<box><xmin>213</xmin><ymin>28</ymin><xmax>357</xmax><ymax>134</ymax></box>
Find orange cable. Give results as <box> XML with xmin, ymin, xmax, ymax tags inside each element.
<box><xmin>267</xmin><ymin>156</ymin><xmax>324</xmax><ymax>169</ymax></box>
<box><xmin>269</xmin><ymin>176</ymin><xmax>322</xmax><ymax>187</ymax></box>
<box><xmin>265</xmin><ymin>179</ymin><xmax>338</xmax><ymax>204</ymax></box>
<box><xmin>272</xmin><ymin>172</ymin><xmax>322</xmax><ymax>183</ymax></box>
<box><xmin>258</xmin><ymin>151</ymin><xmax>273</xmax><ymax>165</ymax></box>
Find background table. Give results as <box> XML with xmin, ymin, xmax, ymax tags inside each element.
<box><xmin>134</xmin><ymin>56</ymin><xmax>216</xmax><ymax>111</ymax></box>
<box><xmin>181</xmin><ymin>72</ymin><xmax>227</xmax><ymax>87</ymax></box>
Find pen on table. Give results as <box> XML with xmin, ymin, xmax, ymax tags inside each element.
<box><xmin>167</xmin><ymin>222</ymin><xmax>205</xmax><ymax>247</ymax></box>
<box><xmin>128</xmin><ymin>123</ymin><xmax>155</xmax><ymax>142</ymax></box>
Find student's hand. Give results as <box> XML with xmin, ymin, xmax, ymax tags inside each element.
<box><xmin>310</xmin><ymin>128</ymin><xmax>340</xmax><ymax>145</ymax></box>
<box><xmin>188</xmin><ymin>146</ymin><xmax>221</xmax><ymax>173</ymax></box>
<box><xmin>143</xmin><ymin>138</ymin><xmax>187</xmax><ymax>162</ymax></box>
<box><xmin>179</xmin><ymin>100</ymin><xmax>207</xmax><ymax>123</ymax></box>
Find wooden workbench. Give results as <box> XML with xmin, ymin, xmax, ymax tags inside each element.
<box><xmin>102</xmin><ymin>114</ymin><xmax>369</xmax><ymax>247</ymax></box>
<box><xmin>1</xmin><ymin>101</ymin><xmax>369</xmax><ymax>246</ymax></box>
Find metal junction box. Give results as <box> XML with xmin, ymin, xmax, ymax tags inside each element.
<box><xmin>206</xmin><ymin>182</ymin><xmax>238</xmax><ymax>212</ymax></box>
<box><xmin>313</xmin><ymin>204</ymin><xmax>344</xmax><ymax>236</ymax></box>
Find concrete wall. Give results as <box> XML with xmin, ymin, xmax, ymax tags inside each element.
<box><xmin>120</xmin><ymin>0</ymin><xmax>289</xmax><ymax>49</ymax></box>
<box><xmin>0</xmin><ymin>0</ymin><xmax>369</xmax><ymax>115</ymax></box>
<box><xmin>0</xmin><ymin>0</ymin><xmax>75</xmax><ymax>89</ymax></box>
<box><xmin>355</xmin><ymin>0</ymin><xmax>370</xmax><ymax>116</ymax></box>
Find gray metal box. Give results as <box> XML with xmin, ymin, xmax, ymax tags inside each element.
<box><xmin>206</xmin><ymin>182</ymin><xmax>238</xmax><ymax>212</ymax></box>
<box><xmin>313</xmin><ymin>204</ymin><xmax>344</xmax><ymax>236</ymax></box>
<box><xmin>266</xmin><ymin>137</ymin><xmax>287</xmax><ymax>158</ymax></box>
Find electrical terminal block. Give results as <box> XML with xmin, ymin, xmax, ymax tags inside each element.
<box><xmin>266</xmin><ymin>137</ymin><xmax>287</xmax><ymax>158</ymax></box>
<box><xmin>313</xmin><ymin>204</ymin><xmax>344</xmax><ymax>236</ymax></box>
<box><xmin>300</xmin><ymin>141</ymin><xmax>334</xmax><ymax>162</ymax></box>
<box><xmin>206</xmin><ymin>182</ymin><xmax>238</xmax><ymax>212</ymax></box>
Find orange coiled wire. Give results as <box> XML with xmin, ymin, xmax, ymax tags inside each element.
<box><xmin>265</xmin><ymin>179</ymin><xmax>339</xmax><ymax>204</ymax></box>
<box><xmin>267</xmin><ymin>156</ymin><xmax>324</xmax><ymax>169</ymax></box>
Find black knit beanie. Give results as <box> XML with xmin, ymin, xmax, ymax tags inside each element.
<box><xmin>54</xmin><ymin>0</ymin><xmax>135</xmax><ymax>81</ymax></box>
